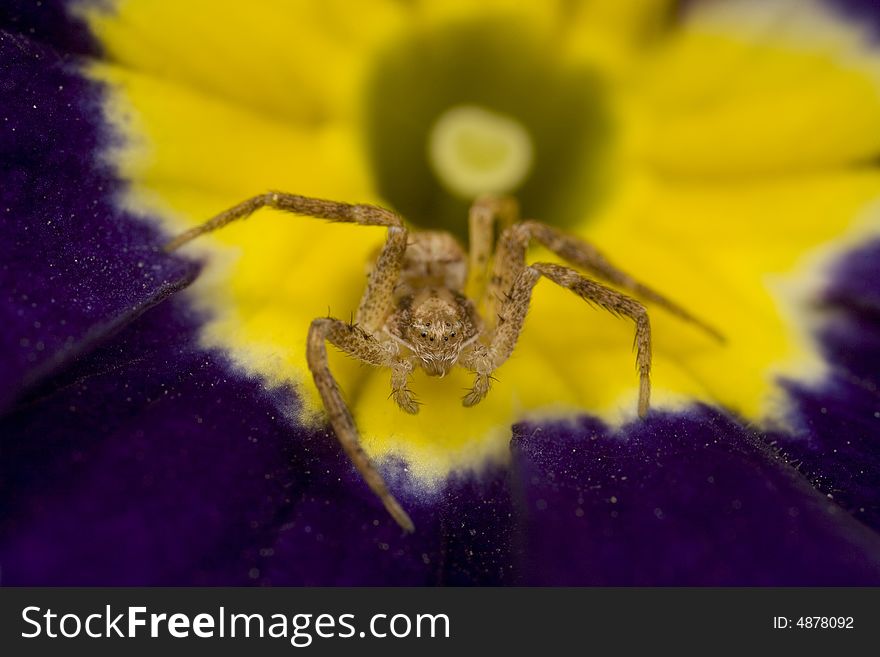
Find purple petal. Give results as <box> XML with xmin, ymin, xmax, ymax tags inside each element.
<box><xmin>824</xmin><ymin>0</ymin><xmax>880</xmax><ymax>39</ymax></box>
<box><xmin>770</xmin><ymin>241</ymin><xmax>880</xmax><ymax>536</ymax></box>
<box><xmin>0</xmin><ymin>298</ymin><xmax>516</xmax><ymax>585</ymax></box>
<box><xmin>825</xmin><ymin>241</ymin><xmax>880</xmax><ymax>314</ymax></box>
<box><xmin>0</xmin><ymin>29</ymin><xmax>195</xmax><ymax>412</ymax></box>
<box><xmin>511</xmin><ymin>409</ymin><xmax>880</xmax><ymax>585</ymax></box>
<box><xmin>263</xmin><ymin>463</ymin><xmax>516</xmax><ymax>586</ymax></box>
<box><xmin>2</xmin><ymin>300</ymin><xmax>296</xmax><ymax>584</ymax></box>
<box><xmin>0</xmin><ymin>0</ymin><xmax>98</xmax><ymax>56</ymax></box>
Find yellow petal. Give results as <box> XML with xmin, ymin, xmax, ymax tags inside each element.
<box><xmin>93</xmin><ymin>62</ymin><xmax>373</xmax><ymax>199</ymax></box>
<box><xmin>81</xmin><ymin>0</ymin><xmax>407</xmax><ymax>123</ymax></box>
<box><xmin>576</xmin><ymin>170</ymin><xmax>880</xmax><ymax>422</ymax></box>
<box><xmin>562</xmin><ymin>0</ymin><xmax>677</xmax><ymax>75</ymax></box>
<box><xmin>412</xmin><ymin>0</ymin><xmax>676</xmax><ymax>77</ymax></box>
<box><xmin>631</xmin><ymin>0</ymin><xmax>880</xmax><ymax>175</ymax></box>
<box><xmin>413</xmin><ymin>0</ymin><xmax>563</xmax><ymax>33</ymax></box>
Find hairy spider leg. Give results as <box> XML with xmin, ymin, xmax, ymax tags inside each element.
<box><xmin>165</xmin><ymin>191</ymin><xmax>404</xmax><ymax>249</ymax></box>
<box><xmin>466</xmin><ymin>194</ymin><xmax>519</xmax><ymax>301</ymax></box>
<box><xmin>460</xmin><ymin>261</ymin><xmax>652</xmax><ymax>417</ymax></box>
<box><xmin>489</xmin><ymin>218</ymin><xmax>724</xmax><ymax>342</ymax></box>
<box><xmin>166</xmin><ymin>193</ymin><xmax>416</xmax><ymax>532</ymax></box>
<box><xmin>307</xmin><ymin>318</ymin><xmax>415</xmax><ymax>532</ymax></box>
<box><xmin>459</xmin><ymin>210</ymin><xmax>722</xmax><ymax>411</ymax></box>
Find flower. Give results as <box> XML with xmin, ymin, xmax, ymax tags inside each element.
<box><xmin>2</xmin><ymin>0</ymin><xmax>880</xmax><ymax>584</ymax></box>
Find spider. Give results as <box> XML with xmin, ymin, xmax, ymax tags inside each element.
<box><xmin>166</xmin><ymin>192</ymin><xmax>722</xmax><ymax>533</ymax></box>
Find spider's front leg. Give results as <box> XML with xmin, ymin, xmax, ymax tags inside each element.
<box><xmin>460</xmin><ymin>213</ymin><xmax>724</xmax><ymax>416</ymax></box>
<box><xmin>167</xmin><ymin>191</ymin><xmax>415</xmax><ymax>530</ymax></box>
<box><xmin>307</xmin><ymin>318</ymin><xmax>415</xmax><ymax>532</ymax></box>
<box><xmin>533</xmin><ymin>263</ymin><xmax>652</xmax><ymax>418</ymax></box>
<box><xmin>490</xmin><ymin>220</ymin><xmax>723</xmax><ymax>342</ymax></box>
<box><xmin>460</xmin><ymin>263</ymin><xmax>653</xmax><ymax>418</ymax></box>
<box><xmin>459</xmin><ymin>265</ymin><xmax>541</xmax><ymax>408</ymax></box>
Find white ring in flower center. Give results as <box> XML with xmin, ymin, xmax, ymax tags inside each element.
<box><xmin>428</xmin><ymin>105</ymin><xmax>534</xmax><ymax>199</ymax></box>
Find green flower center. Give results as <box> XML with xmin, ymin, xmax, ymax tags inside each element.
<box><xmin>428</xmin><ymin>104</ymin><xmax>534</xmax><ymax>198</ymax></box>
<box><xmin>364</xmin><ymin>17</ymin><xmax>615</xmax><ymax>240</ymax></box>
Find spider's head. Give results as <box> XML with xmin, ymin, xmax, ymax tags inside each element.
<box><xmin>389</xmin><ymin>290</ymin><xmax>479</xmax><ymax>377</ymax></box>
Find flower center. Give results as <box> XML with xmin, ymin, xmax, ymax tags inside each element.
<box><xmin>428</xmin><ymin>104</ymin><xmax>534</xmax><ymax>198</ymax></box>
<box><xmin>363</xmin><ymin>17</ymin><xmax>614</xmax><ymax>241</ymax></box>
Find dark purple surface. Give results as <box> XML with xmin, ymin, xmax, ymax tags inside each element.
<box><xmin>262</xmin><ymin>454</ymin><xmax>517</xmax><ymax>586</ymax></box>
<box><xmin>0</xmin><ymin>0</ymin><xmax>99</xmax><ymax>56</ymax></box>
<box><xmin>2</xmin><ymin>1</ymin><xmax>880</xmax><ymax>585</ymax></box>
<box><xmin>0</xmin><ymin>29</ymin><xmax>195</xmax><ymax>413</ymax></box>
<box><xmin>511</xmin><ymin>410</ymin><xmax>880</xmax><ymax>585</ymax></box>
<box><xmin>825</xmin><ymin>0</ymin><xmax>880</xmax><ymax>38</ymax></box>
<box><xmin>0</xmin><ymin>298</ymin><xmax>516</xmax><ymax>585</ymax></box>
<box><xmin>769</xmin><ymin>252</ymin><xmax>880</xmax><ymax>536</ymax></box>
<box><xmin>826</xmin><ymin>241</ymin><xmax>880</xmax><ymax>313</ymax></box>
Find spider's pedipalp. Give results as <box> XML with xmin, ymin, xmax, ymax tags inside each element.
<box><xmin>390</xmin><ymin>358</ymin><xmax>420</xmax><ymax>414</ymax></box>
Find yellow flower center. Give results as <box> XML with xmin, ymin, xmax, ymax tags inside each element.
<box><xmin>428</xmin><ymin>104</ymin><xmax>534</xmax><ymax>198</ymax></box>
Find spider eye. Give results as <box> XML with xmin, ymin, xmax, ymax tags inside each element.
<box><xmin>450</xmin><ymin>332</ymin><xmax>456</xmax><ymax>337</ymax></box>
<box><xmin>443</xmin><ymin>336</ymin><xmax>448</xmax><ymax>342</ymax></box>
<box><xmin>421</xmin><ymin>332</ymin><xmax>427</xmax><ymax>338</ymax></box>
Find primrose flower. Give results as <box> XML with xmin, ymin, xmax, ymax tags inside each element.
<box><xmin>2</xmin><ymin>0</ymin><xmax>880</xmax><ymax>584</ymax></box>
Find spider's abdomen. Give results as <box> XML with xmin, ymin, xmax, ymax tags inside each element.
<box><xmin>397</xmin><ymin>230</ymin><xmax>467</xmax><ymax>297</ymax></box>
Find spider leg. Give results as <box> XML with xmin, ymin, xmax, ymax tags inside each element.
<box><xmin>355</xmin><ymin>224</ymin><xmax>407</xmax><ymax>334</ymax></box>
<box><xmin>490</xmin><ymin>220</ymin><xmax>723</xmax><ymax>342</ymax></box>
<box><xmin>460</xmin><ymin>263</ymin><xmax>652</xmax><ymax>418</ymax></box>
<box><xmin>168</xmin><ymin>194</ymin><xmax>415</xmax><ymax>530</ymax></box>
<box><xmin>166</xmin><ymin>192</ymin><xmax>408</xmax><ymax>334</ymax></box>
<box><xmin>307</xmin><ymin>317</ymin><xmax>415</xmax><ymax>532</ymax></box>
<box><xmin>165</xmin><ymin>191</ymin><xmax>403</xmax><ymax>251</ymax></box>
<box><xmin>466</xmin><ymin>195</ymin><xmax>519</xmax><ymax>301</ymax></box>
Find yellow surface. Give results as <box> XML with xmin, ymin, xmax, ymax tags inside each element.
<box><xmin>83</xmin><ymin>0</ymin><xmax>880</xmax><ymax>482</ymax></box>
